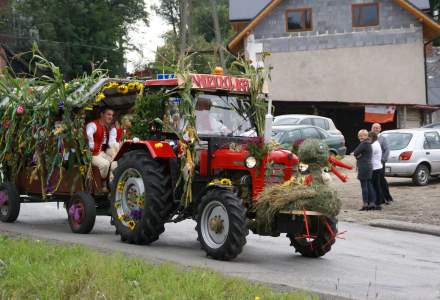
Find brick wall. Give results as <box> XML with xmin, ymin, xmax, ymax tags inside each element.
<box><xmin>252</xmin><ymin>0</ymin><xmax>423</xmax><ymax>53</ymax></box>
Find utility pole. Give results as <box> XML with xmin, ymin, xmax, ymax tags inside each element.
<box><xmin>209</xmin><ymin>0</ymin><xmax>226</xmax><ymax>70</ymax></box>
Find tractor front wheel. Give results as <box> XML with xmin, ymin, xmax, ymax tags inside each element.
<box><xmin>0</xmin><ymin>182</ymin><xmax>20</xmax><ymax>223</ymax></box>
<box><xmin>196</xmin><ymin>189</ymin><xmax>248</xmax><ymax>260</ymax></box>
<box><xmin>288</xmin><ymin>216</ymin><xmax>337</xmax><ymax>258</ymax></box>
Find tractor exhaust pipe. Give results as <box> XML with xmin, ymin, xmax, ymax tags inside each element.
<box><xmin>264</xmin><ymin>95</ymin><xmax>273</xmax><ymax>143</ymax></box>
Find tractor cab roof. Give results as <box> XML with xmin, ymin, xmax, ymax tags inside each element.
<box><xmin>144</xmin><ymin>73</ymin><xmax>252</xmax><ymax>95</ymax></box>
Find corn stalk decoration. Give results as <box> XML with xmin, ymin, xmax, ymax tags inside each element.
<box><xmin>231</xmin><ymin>53</ymin><xmax>272</xmax><ymax>137</ymax></box>
<box><xmin>0</xmin><ymin>46</ymin><xmax>106</xmax><ymax>198</ymax></box>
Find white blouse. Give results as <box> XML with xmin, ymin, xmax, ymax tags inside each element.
<box><xmin>371</xmin><ymin>141</ymin><xmax>383</xmax><ymax>171</ymax></box>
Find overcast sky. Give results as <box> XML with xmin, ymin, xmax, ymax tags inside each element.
<box><xmin>125</xmin><ymin>0</ymin><xmax>170</xmax><ymax>73</ymax></box>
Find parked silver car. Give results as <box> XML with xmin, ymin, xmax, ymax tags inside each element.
<box><xmin>273</xmin><ymin>114</ymin><xmax>342</xmax><ymax>136</ymax></box>
<box><xmin>381</xmin><ymin>128</ymin><xmax>440</xmax><ymax>185</ymax></box>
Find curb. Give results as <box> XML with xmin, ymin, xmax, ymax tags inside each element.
<box><xmin>369</xmin><ymin>219</ymin><xmax>440</xmax><ymax>237</ymax></box>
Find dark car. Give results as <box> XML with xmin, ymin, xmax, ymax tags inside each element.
<box><xmin>422</xmin><ymin>122</ymin><xmax>440</xmax><ymax>129</ymax></box>
<box><xmin>273</xmin><ymin>125</ymin><xmax>347</xmax><ymax>157</ymax></box>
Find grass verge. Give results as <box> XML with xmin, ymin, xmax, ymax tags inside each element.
<box><xmin>0</xmin><ymin>235</ymin><xmax>314</xmax><ymax>300</ymax></box>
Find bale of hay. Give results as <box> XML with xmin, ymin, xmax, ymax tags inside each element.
<box><xmin>251</xmin><ymin>178</ymin><xmax>341</xmax><ymax>235</ymax></box>
<box><xmin>298</xmin><ymin>139</ymin><xmax>328</xmax><ymax>165</ymax></box>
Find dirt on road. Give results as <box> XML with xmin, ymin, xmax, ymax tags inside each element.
<box><xmin>331</xmin><ymin>156</ymin><xmax>440</xmax><ymax>226</ymax></box>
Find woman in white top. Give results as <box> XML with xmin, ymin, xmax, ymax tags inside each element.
<box><xmin>369</xmin><ymin>131</ymin><xmax>383</xmax><ymax>210</ymax></box>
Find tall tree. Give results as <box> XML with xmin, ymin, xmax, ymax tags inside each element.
<box><xmin>0</xmin><ymin>0</ymin><xmax>148</xmax><ymax>79</ymax></box>
<box><xmin>209</xmin><ymin>0</ymin><xmax>225</xmax><ymax>69</ymax></box>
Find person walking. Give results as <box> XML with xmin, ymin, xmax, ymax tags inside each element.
<box><xmin>371</xmin><ymin>123</ymin><xmax>393</xmax><ymax>204</ymax></box>
<box><xmin>353</xmin><ymin>129</ymin><xmax>376</xmax><ymax>210</ymax></box>
<box><xmin>369</xmin><ymin>131</ymin><xmax>383</xmax><ymax>210</ymax></box>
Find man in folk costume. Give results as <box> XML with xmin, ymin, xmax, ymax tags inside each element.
<box><xmin>86</xmin><ymin>107</ymin><xmax>117</xmax><ymax>182</ymax></box>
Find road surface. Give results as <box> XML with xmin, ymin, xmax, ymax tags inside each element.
<box><xmin>1</xmin><ymin>203</ymin><xmax>439</xmax><ymax>300</ymax></box>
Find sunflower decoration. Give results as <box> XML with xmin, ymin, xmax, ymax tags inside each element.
<box><xmin>116</xmin><ymin>181</ymin><xmax>125</xmax><ymax>193</ymax></box>
<box><xmin>79</xmin><ymin>165</ymin><xmax>87</xmax><ymax>176</ymax></box>
<box><xmin>127</xmin><ymin>220</ymin><xmax>136</xmax><ymax>231</ymax></box>
<box><xmin>95</xmin><ymin>92</ymin><xmax>106</xmax><ymax>104</ymax></box>
<box><xmin>127</xmin><ymin>82</ymin><xmax>136</xmax><ymax>90</ymax></box>
<box><xmin>102</xmin><ymin>81</ymin><xmax>119</xmax><ymax>91</ymax></box>
<box><xmin>117</xmin><ymin>84</ymin><xmax>129</xmax><ymax>94</ymax></box>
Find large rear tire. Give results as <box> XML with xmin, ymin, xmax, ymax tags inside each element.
<box><xmin>111</xmin><ymin>150</ymin><xmax>173</xmax><ymax>245</ymax></box>
<box><xmin>288</xmin><ymin>216</ymin><xmax>337</xmax><ymax>258</ymax></box>
<box><xmin>0</xmin><ymin>182</ymin><xmax>20</xmax><ymax>223</ymax></box>
<box><xmin>67</xmin><ymin>192</ymin><xmax>96</xmax><ymax>234</ymax></box>
<box><xmin>196</xmin><ymin>189</ymin><xmax>248</xmax><ymax>260</ymax></box>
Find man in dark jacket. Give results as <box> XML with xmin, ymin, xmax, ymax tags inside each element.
<box><xmin>372</xmin><ymin>123</ymin><xmax>394</xmax><ymax>204</ymax></box>
<box><xmin>353</xmin><ymin>129</ymin><xmax>376</xmax><ymax>210</ymax></box>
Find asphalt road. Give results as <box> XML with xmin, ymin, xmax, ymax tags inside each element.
<box><xmin>1</xmin><ymin>203</ymin><xmax>439</xmax><ymax>300</ymax></box>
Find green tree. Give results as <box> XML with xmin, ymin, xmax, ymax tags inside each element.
<box><xmin>151</xmin><ymin>0</ymin><xmax>234</xmax><ymax>74</ymax></box>
<box><xmin>0</xmin><ymin>0</ymin><xmax>148</xmax><ymax>79</ymax></box>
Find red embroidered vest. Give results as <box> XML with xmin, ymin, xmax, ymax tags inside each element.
<box><xmin>116</xmin><ymin>128</ymin><xmax>123</xmax><ymax>143</ymax></box>
<box><xmin>91</xmin><ymin>120</ymin><xmax>109</xmax><ymax>156</ymax></box>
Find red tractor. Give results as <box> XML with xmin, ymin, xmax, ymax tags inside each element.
<box><xmin>109</xmin><ymin>72</ymin><xmax>342</xmax><ymax>260</ymax></box>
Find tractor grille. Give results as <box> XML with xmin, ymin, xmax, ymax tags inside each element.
<box><xmin>265</xmin><ymin>163</ymin><xmax>286</xmax><ymax>185</ymax></box>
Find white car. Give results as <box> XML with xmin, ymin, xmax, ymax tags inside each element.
<box><xmin>382</xmin><ymin>128</ymin><xmax>440</xmax><ymax>185</ymax></box>
<box><xmin>273</xmin><ymin>114</ymin><xmax>341</xmax><ymax>136</ymax></box>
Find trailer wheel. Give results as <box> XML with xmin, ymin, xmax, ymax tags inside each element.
<box><xmin>111</xmin><ymin>150</ymin><xmax>173</xmax><ymax>245</ymax></box>
<box><xmin>67</xmin><ymin>192</ymin><xmax>96</xmax><ymax>234</ymax></box>
<box><xmin>288</xmin><ymin>216</ymin><xmax>337</xmax><ymax>258</ymax></box>
<box><xmin>196</xmin><ymin>189</ymin><xmax>248</xmax><ymax>260</ymax></box>
<box><xmin>0</xmin><ymin>182</ymin><xmax>20</xmax><ymax>223</ymax></box>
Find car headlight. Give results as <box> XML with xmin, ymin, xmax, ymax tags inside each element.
<box><xmin>245</xmin><ymin>156</ymin><xmax>257</xmax><ymax>168</ymax></box>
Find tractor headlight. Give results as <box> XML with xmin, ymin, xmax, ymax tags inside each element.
<box><xmin>245</xmin><ymin>156</ymin><xmax>257</xmax><ymax>168</ymax></box>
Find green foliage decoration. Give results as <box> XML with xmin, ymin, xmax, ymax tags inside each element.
<box><xmin>0</xmin><ymin>46</ymin><xmax>106</xmax><ymax>197</ymax></box>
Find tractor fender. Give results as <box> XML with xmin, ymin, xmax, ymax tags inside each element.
<box><xmin>114</xmin><ymin>140</ymin><xmax>176</xmax><ymax>161</ymax></box>
<box><xmin>193</xmin><ymin>184</ymin><xmax>234</xmax><ymax>206</ymax></box>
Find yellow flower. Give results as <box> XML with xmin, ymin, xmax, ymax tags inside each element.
<box><xmin>220</xmin><ymin>178</ymin><xmax>232</xmax><ymax>186</ymax></box>
<box><xmin>117</xmin><ymin>214</ymin><xmax>124</xmax><ymax>221</ymax></box>
<box><xmin>127</xmin><ymin>82</ymin><xmax>136</xmax><ymax>90</ymax></box>
<box><xmin>64</xmin><ymin>83</ymin><xmax>69</xmax><ymax>89</ymax></box>
<box><xmin>117</xmin><ymin>181</ymin><xmax>125</xmax><ymax>193</ymax></box>
<box><xmin>114</xmin><ymin>202</ymin><xmax>121</xmax><ymax>209</ymax></box>
<box><xmin>95</xmin><ymin>93</ymin><xmax>106</xmax><ymax>103</ymax></box>
<box><xmin>127</xmin><ymin>220</ymin><xmax>136</xmax><ymax>230</ymax></box>
<box><xmin>118</xmin><ymin>85</ymin><xmax>129</xmax><ymax>94</ymax></box>
<box><xmin>79</xmin><ymin>165</ymin><xmax>86</xmax><ymax>176</ymax></box>
<box><xmin>84</xmin><ymin>106</ymin><xmax>93</xmax><ymax>111</ymax></box>
<box><xmin>154</xmin><ymin>142</ymin><xmax>163</xmax><ymax>149</ymax></box>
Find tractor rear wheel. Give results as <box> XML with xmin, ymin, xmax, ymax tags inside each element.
<box><xmin>196</xmin><ymin>189</ymin><xmax>248</xmax><ymax>260</ymax></box>
<box><xmin>0</xmin><ymin>182</ymin><xmax>20</xmax><ymax>223</ymax></box>
<box><xmin>111</xmin><ymin>150</ymin><xmax>173</xmax><ymax>245</ymax></box>
<box><xmin>288</xmin><ymin>216</ymin><xmax>337</xmax><ymax>258</ymax></box>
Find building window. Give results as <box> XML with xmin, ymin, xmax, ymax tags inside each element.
<box><xmin>285</xmin><ymin>8</ymin><xmax>312</xmax><ymax>32</ymax></box>
<box><xmin>352</xmin><ymin>3</ymin><xmax>379</xmax><ymax>27</ymax></box>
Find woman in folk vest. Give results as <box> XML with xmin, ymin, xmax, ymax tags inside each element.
<box><xmin>107</xmin><ymin>114</ymin><xmax>133</xmax><ymax>159</ymax></box>
<box><xmin>85</xmin><ymin>107</ymin><xmax>116</xmax><ymax>181</ymax></box>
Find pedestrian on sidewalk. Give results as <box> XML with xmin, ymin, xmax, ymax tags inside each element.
<box><xmin>369</xmin><ymin>131</ymin><xmax>383</xmax><ymax>210</ymax></box>
<box><xmin>353</xmin><ymin>129</ymin><xmax>376</xmax><ymax>211</ymax></box>
<box><xmin>371</xmin><ymin>123</ymin><xmax>394</xmax><ymax>204</ymax></box>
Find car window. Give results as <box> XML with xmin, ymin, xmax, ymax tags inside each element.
<box><xmin>273</xmin><ymin>118</ymin><xmax>299</xmax><ymax>126</ymax></box>
<box><xmin>423</xmin><ymin>132</ymin><xmax>440</xmax><ymax>149</ymax></box>
<box><xmin>381</xmin><ymin>133</ymin><xmax>412</xmax><ymax>150</ymax></box>
<box><xmin>313</xmin><ymin>118</ymin><xmax>327</xmax><ymax>130</ymax></box>
<box><xmin>279</xmin><ymin>129</ymin><xmax>302</xmax><ymax>144</ymax></box>
<box><xmin>301</xmin><ymin>127</ymin><xmax>323</xmax><ymax>139</ymax></box>
<box><xmin>300</xmin><ymin>118</ymin><xmax>312</xmax><ymax>125</ymax></box>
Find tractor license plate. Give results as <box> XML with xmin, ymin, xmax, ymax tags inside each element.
<box><xmin>385</xmin><ymin>167</ymin><xmax>391</xmax><ymax>173</ymax></box>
